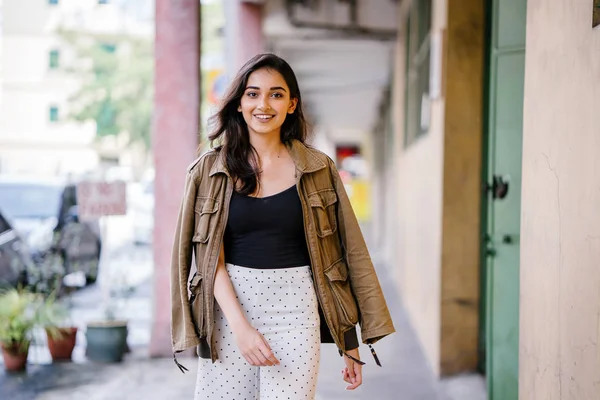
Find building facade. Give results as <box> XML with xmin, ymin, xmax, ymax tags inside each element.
<box><xmin>0</xmin><ymin>0</ymin><xmax>152</xmax><ymax>177</ymax></box>
<box><xmin>383</xmin><ymin>0</ymin><xmax>600</xmax><ymax>399</ymax></box>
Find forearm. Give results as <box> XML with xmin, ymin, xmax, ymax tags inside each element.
<box><xmin>213</xmin><ymin>246</ymin><xmax>249</xmax><ymax>333</ymax></box>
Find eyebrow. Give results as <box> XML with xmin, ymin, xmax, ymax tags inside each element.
<box><xmin>245</xmin><ymin>86</ymin><xmax>287</xmax><ymax>92</ymax></box>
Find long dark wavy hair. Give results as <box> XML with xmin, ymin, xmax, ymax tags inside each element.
<box><xmin>207</xmin><ymin>53</ymin><xmax>309</xmax><ymax>195</ymax></box>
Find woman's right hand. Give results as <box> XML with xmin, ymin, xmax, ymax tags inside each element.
<box><xmin>232</xmin><ymin>322</ymin><xmax>280</xmax><ymax>366</ymax></box>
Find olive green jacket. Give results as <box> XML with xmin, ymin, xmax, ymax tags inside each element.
<box><xmin>170</xmin><ymin>140</ymin><xmax>394</xmax><ymax>365</ymax></box>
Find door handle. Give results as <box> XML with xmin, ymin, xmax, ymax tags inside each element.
<box><xmin>484</xmin><ymin>175</ymin><xmax>509</xmax><ymax>199</ymax></box>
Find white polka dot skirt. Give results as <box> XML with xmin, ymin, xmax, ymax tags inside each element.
<box><xmin>194</xmin><ymin>264</ymin><xmax>321</xmax><ymax>400</ymax></box>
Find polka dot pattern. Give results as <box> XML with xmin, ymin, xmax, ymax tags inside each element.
<box><xmin>194</xmin><ymin>264</ymin><xmax>321</xmax><ymax>400</ymax></box>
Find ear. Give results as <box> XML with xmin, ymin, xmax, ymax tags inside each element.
<box><xmin>237</xmin><ymin>105</ymin><xmax>242</xmax><ymax>112</ymax></box>
<box><xmin>288</xmin><ymin>98</ymin><xmax>298</xmax><ymax>114</ymax></box>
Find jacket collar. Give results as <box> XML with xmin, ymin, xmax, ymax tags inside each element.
<box><xmin>209</xmin><ymin>139</ymin><xmax>327</xmax><ymax>177</ymax></box>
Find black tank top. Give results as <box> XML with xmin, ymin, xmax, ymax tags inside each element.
<box><xmin>223</xmin><ymin>185</ymin><xmax>311</xmax><ymax>269</ymax></box>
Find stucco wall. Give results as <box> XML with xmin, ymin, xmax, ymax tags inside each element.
<box><xmin>392</xmin><ymin>0</ymin><xmax>447</xmax><ymax>377</ymax></box>
<box><xmin>520</xmin><ymin>1</ymin><xmax>600</xmax><ymax>398</ymax></box>
<box><xmin>392</xmin><ymin>0</ymin><xmax>484</xmax><ymax>376</ymax></box>
<box><xmin>396</xmin><ymin>128</ymin><xmax>445</xmax><ymax>376</ymax></box>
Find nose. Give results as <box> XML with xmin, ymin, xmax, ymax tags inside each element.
<box><xmin>258</xmin><ymin>95</ymin><xmax>271</xmax><ymax>111</ymax></box>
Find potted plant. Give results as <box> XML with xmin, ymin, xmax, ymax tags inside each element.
<box><xmin>0</xmin><ymin>288</ymin><xmax>43</xmax><ymax>372</ymax></box>
<box><xmin>25</xmin><ymin>248</ymin><xmax>65</xmax><ymax>296</ymax></box>
<box><xmin>85</xmin><ymin>272</ymin><xmax>133</xmax><ymax>363</ymax></box>
<box><xmin>39</xmin><ymin>296</ymin><xmax>78</xmax><ymax>362</ymax></box>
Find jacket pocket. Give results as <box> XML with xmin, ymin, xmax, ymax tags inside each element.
<box><xmin>193</xmin><ymin>197</ymin><xmax>219</xmax><ymax>243</ymax></box>
<box><xmin>308</xmin><ymin>189</ymin><xmax>338</xmax><ymax>237</ymax></box>
<box><xmin>188</xmin><ymin>273</ymin><xmax>205</xmax><ymax>337</ymax></box>
<box><xmin>324</xmin><ymin>258</ymin><xmax>359</xmax><ymax>326</ymax></box>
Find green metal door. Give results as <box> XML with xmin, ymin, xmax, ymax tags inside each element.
<box><xmin>482</xmin><ymin>0</ymin><xmax>527</xmax><ymax>398</ymax></box>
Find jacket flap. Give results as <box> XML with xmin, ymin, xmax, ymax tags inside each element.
<box><xmin>308</xmin><ymin>189</ymin><xmax>337</xmax><ymax>209</ymax></box>
<box><xmin>189</xmin><ymin>273</ymin><xmax>203</xmax><ymax>291</ymax></box>
<box><xmin>324</xmin><ymin>258</ymin><xmax>348</xmax><ymax>281</ymax></box>
<box><xmin>198</xmin><ymin>197</ymin><xmax>219</xmax><ymax>215</ymax></box>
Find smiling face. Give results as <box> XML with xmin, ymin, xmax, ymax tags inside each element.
<box><xmin>238</xmin><ymin>68</ymin><xmax>298</xmax><ymax>137</ymax></box>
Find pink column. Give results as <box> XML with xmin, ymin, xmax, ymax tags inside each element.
<box><xmin>237</xmin><ymin>2</ymin><xmax>264</xmax><ymax>66</ymax></box>
<box><xmin>150</xmin><ymin>0</ymin><xmax>200</xmax><ymax>357</ymax></box>
<box><xmin>226</xmin><ymin>1</ymin><xmax>264</xmax><ymax>75</ymax></box>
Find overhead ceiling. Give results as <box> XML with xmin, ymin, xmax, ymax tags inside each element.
<box><xmin>264</xmin><ymin>0</ymin><xmax>398</xmax><ymax>145</ymax></box>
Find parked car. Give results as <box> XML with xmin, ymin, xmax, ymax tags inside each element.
<box><xmin>0</xmin><ymin>176</ymin><xmax>102</xmax><ymax>288</ymax></box>
<box><xmin>0</xmin><ymin>209</ymin><xmax>33</xmax><ymax>289</ymax></box>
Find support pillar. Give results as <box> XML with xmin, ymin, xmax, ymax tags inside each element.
<box><xmin>150</xmin><ymin>0</ymin><xmax>200</xmax><ymax>357</ymax></box>
<box><xmin>224</xmin><ymin>0</ymin><xmax>264</xmax><ymax>79</ymax></box>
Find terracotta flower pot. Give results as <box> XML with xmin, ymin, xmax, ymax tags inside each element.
<box><xmin>1</xmin><ymin>341</ymin><xmax>30</xmax><ymax>372</ymax></box>
<box><xmin>46</xmin><ymin>327</ymin><xmax>78</xmax><ymax>362</ymax></box>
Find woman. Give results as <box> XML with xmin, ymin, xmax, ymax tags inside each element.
<box><xmin>170</xmin><ymin>53</ymin><xmax>395</xmax><ymax>399</ymax></box>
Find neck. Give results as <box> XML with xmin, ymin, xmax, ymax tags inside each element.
<box><xmin>249</xmin><ymin>131</ymin><xmax>284</xmax><ymax>160</ymax></box>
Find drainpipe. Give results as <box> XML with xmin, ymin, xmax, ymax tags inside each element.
<box><xmin>285</xmin><ymin>0</ymin><xmax>397</xmax><ymax>40</ymax></box>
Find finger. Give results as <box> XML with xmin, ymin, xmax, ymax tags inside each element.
<box><xmin>254</xmin><ymin>346</ymin><xmax>271</xmax><ymax>366</ymax></box>
<box><xmin>245</xmin><ymin>352</ymin><xmax>260</xmax><ymax>366</ymax></box>
<box><xmin>345</xmin><ymin>368</ymin><xmax>361</xmax><ymax>390</ymax></box>
<box><xmin>246</xmin><ymin>354</ymin><xmax>258</xmax><ymax>367</ymax></box>
<box><xmin>259</xmin><ymin>344</ymin><xmax>278</xmax><ymax>366</ymax></box>
<box><xmin>353</xmin><ymin>367</ymin><xmax>363</xmax><ymax>387</ymax></box>
<box><xmin>347</xmin><ymin>364</ymin><xmax>356</xmax><ymax>384</ymax></box>
<box><xmin>253</xmin><ymin>349</ymin><xmax>270</xmax><ymax>366</ymax></box>
<box><xmin>260</xmin><ymin>337</ymin><xmax>280</xmax><ymax>365</ymax></box>
<box><xmin>260</xmin><ymin>334</ymin><xmax>272</xmax><ymax>350</ymax></box>
<box><xmin>342</xmin><ymin>368</ymin><xmax>353</xmax><ymax>384</ymax></box>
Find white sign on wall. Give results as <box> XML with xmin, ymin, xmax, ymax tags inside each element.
<box><xmin>77</xmin><ymin>181</ymin><xmax>127</xmax><ymax>219</ymax></box>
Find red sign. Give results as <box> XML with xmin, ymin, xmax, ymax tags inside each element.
<box><xmin>77</xmin><ymin>181</ymin><xmax>127</xmax><ymax>219</ymax></box>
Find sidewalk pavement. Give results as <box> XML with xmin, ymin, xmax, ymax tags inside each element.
<box><xmin>0</xmin><ymin>217</ymin><xmax>486</xmax><ymax>400</ymax></box>
<box><xmin>0</xmin><ymin>264</ymin><xmax>486</xmax><ymax>400</ymax></box>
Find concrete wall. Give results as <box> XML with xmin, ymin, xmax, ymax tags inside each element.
<box><xmin>519</xmin><ymin>1</ymin><xmax>600</xmax><ymax>398</ymax></box>
<box><xmin>392</xmin><ymin>0</ymin><xmax>446</xmax><ymax>377</ymax></box>
<box><xmin>391</xmin><ymin>0</ymin><xmax>484</xmax><ymax>376</ymax></box>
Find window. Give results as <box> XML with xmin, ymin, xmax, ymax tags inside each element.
<box><xmin>404</xmin><ymin>0</ymin><xmax>432</xmax><ymax>147</ymax></box>
<box><xmin>49</xmin><ymin>106</ymin><xmax>59</xmax><ymax>122</ymax></box>
<box><xmin>101</xmin><ymin>43</ymin><xmax>116</xmax><ymax>53</ymax></box>
<box><xmin>48</xmin><ymin>0</ymin><xmax>59</xmax><ymax>4</ymax></box>
<box><xmin>49</xmin><ymin>49</ymin><xmax>60</xmax><ymax>69</ymax></box>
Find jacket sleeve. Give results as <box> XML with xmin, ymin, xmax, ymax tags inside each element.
<box><xmin>170</xmin><ymin>169</ymin><xmax>201</xmax><ymax>352</ymax></box>
<box><xmin>329</xmin><ymin>158</ymin><xmax>396</xmax><ymax>345</ymax></box>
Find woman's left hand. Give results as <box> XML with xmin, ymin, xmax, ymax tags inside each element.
<box><xmin>341</xmin><ymin>348</ymin><xmax>362</xmax><ymax>390</ymax></box>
